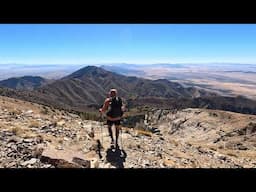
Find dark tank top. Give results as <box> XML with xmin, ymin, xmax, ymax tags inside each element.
<box><xmin>106</xmin><ymin>97</ymin><xmax>123</xmax><ymax>118</ymax></box>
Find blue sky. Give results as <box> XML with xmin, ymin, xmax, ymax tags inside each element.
<box><xmin>0</xmin><ymin>24</ymin><xmax>256</xmax><ymax>64</ymax></box>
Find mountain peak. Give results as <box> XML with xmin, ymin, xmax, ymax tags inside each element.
<box><xmin>64</xmin><ymin>65</ymin><xmax>111</xmax><ymax>79</ymax></box>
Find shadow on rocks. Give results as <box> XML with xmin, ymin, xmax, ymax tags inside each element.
<box><xmin>105</xmin><ymin>145</ymin><xmax>127</xmax><ymax>168</ymax></box>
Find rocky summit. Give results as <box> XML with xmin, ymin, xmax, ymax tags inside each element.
<box><xmin>1</xmin><ymin>95</ymin><xmax>256</xmax><ymax>168</ymax></box>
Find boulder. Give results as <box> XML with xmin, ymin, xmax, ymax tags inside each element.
<box><xmin>40</xmin><ymin>144</ymin><xmax>91</xmax><ymax>168</ymax></box>
<box><xmin>40</xmin><ymin>155</ymin><xmax>80</xmax><ymax>168</ymax></box>
<box><xmin>21</xmin><ymin>158</ymin><xmax>38</xmax><ymax>166</ymax></box>
<box><xmin>163</xmin><ymin>158</ymin><xmax>175</xmax><ymax>167</ymax></box>
<box><xmin>72</xmin><ymin>157</ymin><xmax>90</xmax><ymax>168</ymax></box>
<box><xmin>57</xmin><ymin>120</ymin><xmax>65</xmax><ymax>127</ymax></box>
<box><xmin>8</xmin><ymin>136</ymin><xmax>23</xmax><ymax>143</ymax></box>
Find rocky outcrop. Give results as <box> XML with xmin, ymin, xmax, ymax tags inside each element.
<box><xmin>0</xmin><ymin>130</ymin><xmax>52</xmax><ymax>168</ymax></box>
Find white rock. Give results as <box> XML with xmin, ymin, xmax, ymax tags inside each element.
<box><xmin>29</xmin><ymin>158</ymin><xmax>38</xmax><ymax>164</ymax></box>
<box><xmin>103</xmin><ymin>163</ymin><xmax>111</xmax><ymax>168</ymax></box>
<box><xmin>57</xmin><ymin>120</ymin><xmax>65</xmax><ymax>126</ymax></box>
<box><xmin>43</xmin><ymin>164</ymin><xmax>52</xmax><ymax>168</ymax></box>
<box><xmin>56</xmin><ymin>145</ymin><xmax>64</xmax><ymax>150</ymax></box>
<box><xmin>25</xmin><ymin>110</ymin><xmax>33</xmax><ymax>114</ymax></box>
<box><xmin>7</xmin><ymin>162</ymin><xmax>16</xmax><ymax>168</ymax></box>
<box><xmin>24</xmin><ymin>138</ymin><xmax>33</xmax><ymax>143</ymax></box>
<box><xmin>90</xmin><ymin>158</ymin><xmax>99</xmax><ymax>168</ymax></box>
<box><xmin>82</xmin><ymin>148</ymin><xmax>89</xmax><ymax>153</ymax></box>
<box><xmin>21</xmin><ymin>158</ymin><xmax>37</xmax><ymax>166</ymax></box>
<box><xmin>34</xmin><ymin>114</ymin><xmax>41</xmax><ymax>119</ymax></box>
<box><xmin>63</xmin><ymin>137</ymin><xmax>69</xmax><ymax>141</ymax></box>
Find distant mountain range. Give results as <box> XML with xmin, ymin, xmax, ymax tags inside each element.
<box><xmin>0</xmin><ymin>64</ymin><xmax>84</xmax><ymax>80</ymax></box>
<box><xmin>0</xmin><ymin>76</ymin><xmax>51</xmax><ymax>90</ymax></box>
<box><xmin>0</xmin><ymin>66</ymin><xmax>256</xmax><ymax>114</ymax></box>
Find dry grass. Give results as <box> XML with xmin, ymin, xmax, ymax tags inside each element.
<box><xmin>226</xmin><ymin>152</ymin><xmax>238</xmax><ymax>158</ymax></box>
<box><xmin>121</xmin><ymin>126</ymin><xmax>132</xmax><ymax>133</ymax></box>
<box><xmin>9</xmin><ymin>109</ymin><xmax>22</xmax><ymax>115</ymax></box>
<box><xmin>40</xmin><ymin>106</ymin><xmax>50</xmax><ymax>115</ymax></box>
<box><xmin>23</xmin><ymin>132</ymin><xmax>38</xmax><ymax>138</ymax></box>
<box><xmin>231</xmin><ymin>150</ymin><xmax>256</xmax><ymax>159</ymax></box>
<box><xmin>11</xmin><ymin>126</ymin><xmax>24</xmax><ymax>136</ymax></box>
<box><xmin>0</xmin><ymin>123</ymin><xmax>8</xmax><ymax>130</ymax></box>
<box><xmin>169</xmin><ymin>139</ymin><xmax>179</xmax><ymax>147</ymax></box>
<box><xmin>172</xmin><ymin>150</ymin><xmax>190</xmax><ymax>159</ymax></box>
<box><xmin>29</xmin><ymin>120</ymin><xmax>40</xmax><ymax>128</ymax></box>
<box><xmin>11</xmin><ymin>126</ymin><xmax>37</xmax><ymax>138</ymax></box>
<box><xmin>0</xmin><ymin>96</ymin><xmax>47</xmax><ymax>115</ymax></box>
<box><xmin>135</xmin><ymin>129</ymin><xmax>152</xmax><ymax>137</ymax></box>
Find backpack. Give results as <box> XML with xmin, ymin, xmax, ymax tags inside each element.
<box><xmin>106</xmin><ymin>97</ymin><xmax>123</xmax><ymax>118</ymax></box>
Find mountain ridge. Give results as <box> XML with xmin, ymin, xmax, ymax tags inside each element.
<box><xmin>0</xmin><ymin>66</ymin><xmax>256</xmax><ymax>115</ymax></box>
<box><xmin>0</xmin><ymin>76</ymin><xmax>50</xmax><ymax>90</ymax></box>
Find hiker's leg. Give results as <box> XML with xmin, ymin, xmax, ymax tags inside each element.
<box><xmin>108</xmin><ymin>126</ymin><xmax>114</xmax><ymax>142</ymax></box>
<box><xmin>107</xmin><ymin>121</ymin><xmax>114</xmax><ymax>142</ymax></box>
<box><xmin>115</xmin><ymin>122</ymin><xmax>121</xmax><ymax>147</ymax></box>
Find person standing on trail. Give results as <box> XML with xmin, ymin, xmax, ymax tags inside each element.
<box><xmin>99</xmin><ymin>89</ymin><xmax>125</xmax><ymax>148</ymax></box>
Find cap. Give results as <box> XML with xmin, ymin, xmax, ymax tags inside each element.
<box><xmin>109</xmin><ymin>89</ymin><xmax>117</xmax><ymax>94</ymax></box>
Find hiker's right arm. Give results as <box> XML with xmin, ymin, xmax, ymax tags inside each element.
<box><xmin>99</xmin><ymin>98</ymin><xmax>110</xmax><ymax>113</ymax></box>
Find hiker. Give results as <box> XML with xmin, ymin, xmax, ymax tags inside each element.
<box><xmin>99</xmin><ymin>89</ymin><xmax>125</xmax><ymax>148</ymax></box>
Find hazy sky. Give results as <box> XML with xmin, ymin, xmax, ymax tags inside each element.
<box><xmin>0</xmin><ymin>24</ymin><xmax>256</xmax><ymax>64</ymax></box>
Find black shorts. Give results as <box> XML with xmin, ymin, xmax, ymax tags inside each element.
<box><xmin>107</xmin><ymin>120</ymin><xmax>121</xmax><ymax>126</ymax></box>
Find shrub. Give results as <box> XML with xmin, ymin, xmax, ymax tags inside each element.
<box><xmin>79</xmin><ymin>112</ymin><xmax>99</xmax><ymax>121</ymax></box>
<box><xmin>40</xmin><ymin>106</ymin><xmax>49</xmax><ymax>114</ymax></box>
<box><xmin>11</xmin><ymin>127</ymin><xmax>22</xmax><ymax>136</ymax></box>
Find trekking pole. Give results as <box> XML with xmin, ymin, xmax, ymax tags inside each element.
<box><xmin>120</xmin><ymin>126</ymin><xmax>123</xmax><ymax>150</ymax></box>
<box><xmin>120</xmin><ymin>118</ymin><xmax>124</xmax><ymax>150</ymax></box>
<box><xmin>100</xmin><ymin>113</ymin><xmax>104</xmax><ymax>149</ymax></box>
<box><xmin>120</xmin><ymin>123</ymin><xmax>126</xmax><ymax>159</ymax></box>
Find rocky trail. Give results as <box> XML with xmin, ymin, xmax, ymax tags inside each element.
<box><xmin>1</xmin><ymin>96</ymin><xmax>256</xmax><ymax>168</ymax></box>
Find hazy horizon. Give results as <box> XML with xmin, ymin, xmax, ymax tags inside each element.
<box><xmin>0</xmin><ymin>62</ymin><xmax>256</xmax><ymax>66</ymax></box>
